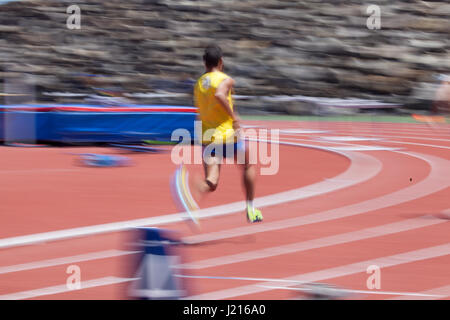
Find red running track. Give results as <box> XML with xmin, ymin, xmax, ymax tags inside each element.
<box><xmin>0</xmin><ymin>120</ymin><xmax>448</xmax><ymax>300</ymax></box>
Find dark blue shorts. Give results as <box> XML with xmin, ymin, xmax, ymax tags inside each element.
<box><xmin>202</xmin><ymin>140</ymin><xmax>246</xmax><ymax>159</ymax></box>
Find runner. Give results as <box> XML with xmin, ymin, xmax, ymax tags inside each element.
<box><xmin>192</xmin><ymin>45</ymin><xmax>263</xmax><ymax>223</ymax></box>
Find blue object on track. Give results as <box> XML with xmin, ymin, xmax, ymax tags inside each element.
<box><xmin>79</xmin><ymin>153</ymin><xmax>132</xmax><ymax>167</ymax></box>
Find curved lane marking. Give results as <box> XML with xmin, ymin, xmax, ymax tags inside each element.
<box><xmin>0</xmin><ymin>142</ymin><xmax>381</xmax><ymax>249</ymax></box>
<box><xmin>179</xmin><ymin>215</ymin><xmax>448</xmax><ymax>269</ymax></box>
<box><xmin>185</xmin><ymin>149</ymin><xmax>449</xmax><ymax>245</ymax></box>
<box><xmin>186</xmin><ymin>243</ymin><xmax>450</xmax><ymax>300</ymax></box>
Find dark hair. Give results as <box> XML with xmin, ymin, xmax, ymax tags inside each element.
<box><xmin>203</xmin><ymin>45</ymin><xmax>223</xmax><ymax>68</ymax></box>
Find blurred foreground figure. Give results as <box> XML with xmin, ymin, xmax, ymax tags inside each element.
<box><xmin>433</xmin><ymin>75</ymin><xmax>450</xmax><ymax>114</ymax></box>
<box><xmin>127</xmin><ymin>228</ymin><xmax>186</xmax><ymax>300</ymax></box>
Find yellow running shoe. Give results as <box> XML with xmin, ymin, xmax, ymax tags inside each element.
<box><xmin>247</xmin><ymin>206</ymin><xmax>263</xmax><ymax>223</ymax></box>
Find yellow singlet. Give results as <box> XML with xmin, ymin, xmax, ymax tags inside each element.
<box><xmin>194</xmin><ymin>71</ymin><xmax>235</xmax><ymax>144</ymax></box>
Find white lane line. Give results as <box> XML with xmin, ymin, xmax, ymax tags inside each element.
<box><xmin>388</xmin><ymin>140</ymin><xmax>450</xmax><ymax>150</ymax></box>
<box><xmin>1</xmin><ymin>214</ymin><xmax>445</xmax><ymax>275</ymax></box>
<box><xmin>303</xmin><ymin>125</ymin><xmax>450</xmax><ymax>135</ymax></box>
<box><xmin>0</xmin><ymin>250</ymin><xmax>137</xmax><ymax>275</ymax></box>
<box><xmin>278</xmin><ymin>135</ymin><xmax>397</xmax><ymax>151</ymax></box>
<box><xmin>284</xmin><ymin>133</ymin><xmax>450</xmax><ymax>152</ymax></box>
<box><xmin>279</xmin><ymin>129</ymin><xmax>329</xmax><ymax>134</ymax></box>
<box><xmin>184</xmin><ymin>151</ymin><xmax>450</xmax><ymax>245</ymax></box>
<box><xmin>256</xmin><ymin>285</ymin><xmax>442</xmax><ymax>298</ymax></box>
<box><xmin>327</xmin><ymin>131</ymin><xmax>450</xmax><ymax>143</ymax></box>
<box><xmin>308</xmin><ymin>130</ymin><xmax>450</xmax><ymax>147</ymax></box>
<box><xmin>3</xmin><ymin>250</ymin><xmax>448</xmax><ymax>300</ymax></box>
<box><xmin>282</xmin><ymin>134</ymin><xmax>450</xmax><ymax>151</ymax></box>
<box><xmin>325</xmin><ymin>178</ymin><xmax>360</xmax><ymax>182</ymax></box>
<box><xmin>329</xmin><ymin>146</ymin><xmax>401</xmax><ymax>151</ymax></box>
<box><xmin>0</xmin><ymin>276</ymin><xmax>133</xmax><ymax>300</ymax></box>
<box><xmin>186</xmin><ymin>243</ymin><xmax>450</xmax><ymax>300</ymax></box>
<box><xmin>179</xmin><ymin>216</ymin><xmax>447</xmax><ymax>269</ymax></box>
<box><xmin>177</xmin><ymin>274</ymin><xmax>304</xmax><ymax>283</ymax></box>
<box><xmin>265</xmin><ymin>123</ymin><xmax>449</xmax><ymax>132</ymax></box>
<box><xmin>318</xmin><ymin>136</ymin><xmax>383</xmax><ymax>142</ymax></box>
<box><xmin>389</xmin><ymin>285</ymin><xmax>450</xmax><ymax>300</ymax></box>
<box><xmin>0</xmin><ymin>142</ymin><xmax>382</xmax><ymax>249</ymax></box>
<box><xmin>335</xmin><ymin>128</ymin><xmax>450</xmax><ymax>136</ymax></box>
<box><xmin>0</xmin><ymin>212</ymin><xmax>183</xmax><ymax>249</ymax></box>
<box><xmin>279</xmin><ymin>136</ymin><xmax>395</xmax><ymax>150</ymax></box>
<box><xmin>275</xmin><ymin>127</ymin><xmax>450</xmax><ymax>138</ymax></box>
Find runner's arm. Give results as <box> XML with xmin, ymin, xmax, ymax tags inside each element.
<box><xmin>215</xmin><ymin>77</ymin><xmax>237</xmax><ymax>121</ymax></box>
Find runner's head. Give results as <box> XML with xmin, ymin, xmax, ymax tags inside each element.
<box><xmin>203</xmin><ymin>45</ymin><xmax>224</xmax><ymax>71</ymax></box>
